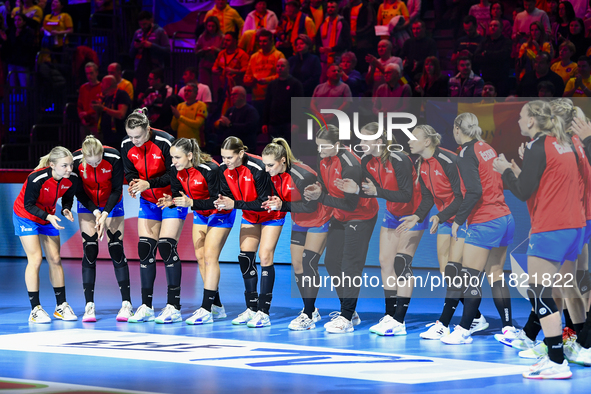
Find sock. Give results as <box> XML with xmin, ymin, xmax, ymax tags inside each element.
<box><xmin>523</xmin><ymin>310</ymin><xmax>542</xmax><ymax>341</ymax></box>
<box><xmin>564</xmin><ymin>309</ymin><xmax>574</xmax><ymax>331</ymax></box>
<box><xmin>167</xmin><ymin>286</ymin><xmax>181</xmax><ymax>310</ymax></box>
<box><xmin>201</xmin><ymin>289</ymin><xmax>217</xmax><ymax>312</ymax></box>
<box><xmin>260</xmin><ymin>265</ymin><xmax>275</xmax><ymax>294</ymax></box>
<box><xmin>491</xmin><ymin>280</ymin><xmax>512</xmax><ymax>327</ymax></box>
<box><xmin>258</xmin><ymin>293</ymin><xmax>272</xmax><ymax>314</ymax></box>
<box><xmin>545</xmin><ymin>335</ymin><xmax>564</xmax><ymax>364</ymax></box>
<box><xmin>394</xmin><ymin>296</ymin><xmax>411</xmax><ymax>323</ymax></box>
<box><xmin>54</xmin><ymin>286</ymin><xmax>66</xmax><ymax>305</ymax></box>
<box><xmin>28</xmin><ymin>291</ymin><xmax>40</xmax><ymax>309</ymax></box>
<box><xmin>574</xmin><ymin>322</ymin><xmax>584</xmax><ymax>336</ymax></box>
<box><xmin>303</xmin><ymin>298</ymin><xmax>316</xmax><ymax>319</ymax></box>
<box><xmin>385</xmin><ymin>289</ymin><xmax>397</xmax><ymax>317</ymax></box>
<box><xmin>245</xmin><ymin>291</ymin><xmax>258</xmax><ymax>311</ymax></box>
<box><xmin>118</xmin><ymin>280</ymin><xmax>131</xmax><ymax>302</ymax></box>
<box><xmin>439</xmin><ymin>298</ymin><xmax>460</xmax><ymax>327</ymax></box>
<box><xmin>459</xmin><ymin>298</ymin><xmax>482</xmax><ymax>319</ymax></box>
<box><xmin>141</xmin><ymin>289</ymin><xmax>153</xmax><ymax>308</ymax></box>
<box><xmin>83</xmin><ymin>283</ymin><xmax>94</xmax><ymax>303</ymax></box>
<box><xmin>213</xmin><ymin>290</ymin><xmax>222</xmax><ymax>307</ymax></box>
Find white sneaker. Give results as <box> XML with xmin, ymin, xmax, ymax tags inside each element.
<box><xmin>298</xmin><ymin>308</ymin><xmax>321</xmax><ymax>323</ymax></box>
<box><xmin>352</xmin><ymin>311</ymin><xmax>361</xmax><ymax>326</ymax></box>
<box><xmin>288</xmin><ymin>313</ymin><xmax>316</xmax><ymax>331</ymax></box>
<box><xmin>576</xmin><ymin>346</ymin><xmax>591</xmax><ymax>367</ymax></box>
<box><xmin>370</xmin><ymin>315</ymin><xmax>393</xmax><ymax>334</ymax></box>
<box><xmin>54</xmin><ymin>302</ymin><xmax>77</xmax><ymax>321</ymax></box>
<box><xmin>325</xmin><ymin>315</ymin><xmax>354</xmax><ymax>334</ymax></box>
<box><xmin>116</xmin><ymin>301</ymin><xmax>133</xmax><ymax>322</ymax></box>
<box><xmin>375</xmin><ymin>317</ymin><xmax>406</xmax><ymax>336</ymax></box>
<box><xmin>494</xmin><ymin>326</ymin><xmax>520</xmax><ymax>347</ymax></box>
<box><xmin>420</xmin><ymin>321</ymin><xmax>450</xmax><ymax>340</ymax></box>
<box><xmin>128</xmin><ymin>304</ymin><xmax>155</xmax><ymax>323</ymax></box>
<box><xmin>441</xmin><ymin>325</ymin><xmax>473</xmax><ymax>344</ymax></box>
<box><xmin>522</xmin><ymin>356</ymin><xmax>572</xmax><ymax>379</ymax></box>
<box><xmin>510</xmin><ymin>330</ymin><xmax>536</xmax><ymax>351</ymax></box>
<box><xmin>469</xmin><ymin>315</ymin><xmax>489</xmax><ymax>334</ymax></box>
<box><xmin>563</xmin><ymin>337</ymin><xmax>584</xmax><ymax>365</ymax></box>
<box><xmin>211</xmin><ymin>304</ymin><xmax>227</xmax><ymax>319</ymax></box>
<box><xmin>519</xmin><ymin>341</ymin><xmax>548</xmax><ymax>359</ymax></box>
<box><xmin>29</xmin><ymin>305</ymin><xmax>51</xmax><ymax>324</ymax></box>
<box><xmin>232</xmin><ymin>308</ymin><xmax>256</xmax><ymax>325</ymax></box>
<box><xmin>324</xmin><ymin>311</ymin><xmax>342</xmax><ymax>328</ymax></box>
<box><xmin>186</xmin><ymin>308</ymin><xmax>213</xmax><ymax>325</ymax></box>
<box><xmin>82</xmin><ymin>302</ymin><xmax>96</xmax><ymax>322</ymax></box>
<box><xmin>155</xmin><ymin>304</ymin><xmax>182</xmax><ymax>324</ymax></box>
<box><xmin>247</xmin><ymin>310</ymin><xmax>271</xmax><ymax>328</ymax></box>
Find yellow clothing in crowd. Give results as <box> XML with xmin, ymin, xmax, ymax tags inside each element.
<box><xmin>171</xmin><ymin>101</ymin><xmax>208</xmax><ymax>146</ymax></box>
<box><xmin>565</xmin><ymin>75</ymin><xmax>591</xmax><ymax>97</ymax></box>
<box><xmin>42</xmin><ymin>12</ymin><xmax>73</xmax><ymax>47</ymax></box>
<box><xmin>243</xmin><ymin>47</ymin><xmax>285</xmax><ymax>101</ymax></box>
<box><xmin>551</xmin><ymin>61</ymin><xmax>578</xmax><ymax>84</ymax></box>
<box><xmin>205</xmin><ymin>5</ymin><xmax>244</xmax><ymax>36</ymax></box>
<box><xmin>12</xmin><ymin>5</ymin><xmax>43</xmax><ymax>23</ymax></box>
<box><xmin>118</xmin><ymin>79</ymin><xmax>134</xmax><ymax>101</ymax></box>
<box><xmin>377</xmin><ymin>0</ymin><xmax>409</xmax><ymax>26</ymax></box>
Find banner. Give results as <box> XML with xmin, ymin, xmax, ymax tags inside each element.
<box><xmin>145</xmin><ymin>0</ymin><xmax>215</xmax><ymax>35</ymax></box>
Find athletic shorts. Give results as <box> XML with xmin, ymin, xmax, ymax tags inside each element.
<box><xmin>241</xmin><ymin>217</ymin><xmax>285</xmax><ymax>226</ymax></box>
<box><xmin>381</xmin><ymin>210</ymin><xmax>428</xmax><ymax>231</ymax></box>
<box><xmin>528</xmin><ymin>227</ymin><xmax>585</xmax><ymax>263</ymax></box>
<box><xmin>438</xmin><ymin>220</ymin><xmax>467</xmax><ymax>238</ymax></box>
<box><xmin>13</xmin><ymin>212</ymin><xmax>58</xmax><ymax>237</ymax></box>
<box><xmin>77</xmin><ymin>199</ymin><xmax>124</xmax><ymax>217</ymax></box>
<box><xmin>291</xmin><ymin>221</ymin><xmax>330</xmax><ymax>245</ymax></box>
<box><xmin>464</xmin><ymin>214</ymin><xmax>515</xmax><ymax>250</ymax></box>
<box><xmin>584</xmin><ymin>220</ymin><xmax>591</xmax><ymax>244</ymax></box>
<box><xmin>139</xmin><ymin>198</ymin><xmax>188</xmax><ymax>221</ymax></box>
<box><xmin>193</xmin><ymin>210</ymin><xmax>236</xmax><ymax>228</ymax></box>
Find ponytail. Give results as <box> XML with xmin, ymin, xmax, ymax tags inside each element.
<box><xmin>171</xmin><ymin>137</ymin><xmax>211</xmax><ymax>168</ymax></box>
<box><xmin>454</xmin><ymin>112</ymin><xmax>483</xmax><ymax>141</ymax></box>
<box><xmin>526</xmin><ymin>100</ymin><xmax>570</xmax><ymax>145</ymax></box>
<box><xmin>80</xmin><ymin>135</ymin><xmax>104</xmax><ymax>178</ymax></box>
<box><xmin>35</xmin><ymin>146</ymin><xmax>73</xmax><ymax>170</ymax></box>
<box><xmin>413</xmin><ymin>125</ymin><xmax>441</xmax><ymax>185</ymax></box>
<box><xmin>261</xmin><ymin>138</ymin><xmax>299</xmax><ymax>168</ymax></box>
<box><xmin>125</xmin><ymin>107</ymin><xmax>150</xmax><ymax>131</ymax></box>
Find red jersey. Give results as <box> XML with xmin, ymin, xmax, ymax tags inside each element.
<box><xmin>72</xmin><ymin>146</ymin><xmax>123</xmax><ymax>213</ymax></box>
<box><xmin>14</xmin><ymin>167</ymin><xmax>78</xmax><ymax>225</ymax></box>
<box><xmin>571</xmin><ymin>135</ymin><xmax>591</xmax><ymax>220</ymax></box>
<box><xmin>170</xmin><ymin>160</ymin><xmax>223</xmax><ymax>217</ymax></box>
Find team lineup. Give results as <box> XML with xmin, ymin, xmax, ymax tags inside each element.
<box><xmin>11</xmin><ymin>99</ymin><xmax>591</xmax><ymax>380</ymax></box>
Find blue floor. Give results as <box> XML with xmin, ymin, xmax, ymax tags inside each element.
<box><xmin>0</xmin><ymin>257</ymin><xmax>589</xmax><ymax>393</ymax></box>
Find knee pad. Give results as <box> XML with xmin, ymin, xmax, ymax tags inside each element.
<box><xmin>158</xmin><ymin>237</ymin><xmax>179</xmax><ymax>264</ymax></box>
<box><xmin>239</xmin><ymin>251</ymin><xmax>257</xmax><ymax>279</ymax></box>
<box><xmin>290</xmin><ymin>231</ymin><xmax>307</xmax><ymax>246</ymax></box>
<box><xmin>461</xmin><ymin>267</ymin><xmax>483</xmax><ymax>298</ymax></box>
<box><xmin>394</xmin><ymin>253</ymin><xmax>413</xmax><ymax>279</ymax></box>
<box><xmin>527</xmin><ymin>284</ymin><xmax>558</xmax><ymax>318</ymax></box>
<box><xmin>444</xmin><ymin>261</ymin><xmax>463</xmax><ymax>290</ymax></box>
<box><xmin>577</xmin><ymin>270</ymin><xmax>591</xmax><ymax>295</ymax></box>
<box><xmin>82</xmin><ymin>233</ymin><xmax>98</xmax><ymax>268</ymax></box>
<box><xmin>107</xmin><ymin>230</ymin><xmax>126</xmax><ymax>265</ymax></box>
<box><xmin>138</xmin><ymin>237</ymin><xmax>158</xmax><ymax>264</ymax></box>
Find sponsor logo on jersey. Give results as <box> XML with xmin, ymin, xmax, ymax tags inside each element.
<box><xmin>152</xmin><ymin>154</ymin><xmax>162</xmax><ymax>160</ymax></box>
<box><xmin>479</xmin><ymin>149</ymin><xmax>496</xmax><ymax>162</ymax></box>
<box><xmin>131</xmin><ymin>154</ymin><xmax>139</xmax><ymax>160</ymax></box>
<box><xmin>434</xmin><ymin>170</ymin><xmax>442</xmax><ymax>176</ymax></box>
<box><xmin>101</xmin><ymin>168</ymin><xmax>112</xmax><ymax>174</ymax></box>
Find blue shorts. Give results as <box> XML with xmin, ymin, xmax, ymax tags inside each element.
<box><xmin>139</xmin><ymin>198</ymin><xmax>188</xmax><ymax>221</ymax></box>
<box><xmin>464</xmin><ymin>214</ymin><xmax>515</xmax><ymax>250</ymax></box>
<box><xmin>193</xmin><ymin>210</ymin><xmax>236</xmax><ymax>228</ymax></box>
<box><xmin>528</xmin><ymin>227</ymin><xmax>585</xmax><ymax>263</ymax></box>
<box><xmin>584</xmin><ymin>220</ymin><xmax>591</xmax><ymax>244</ymax></box>
<box><xmin>13</xmin><ymin>212</ymin><xmax>59</xmax><ymax>237</ymax></box>
<box><xmin>77</xmin><ymin>199</ymin><xmax>124</xmax><ymax>217</ymax></box>
<box><xmin>438</xmin><ymin>221</ymin><xmax>467</xmax><ymax>238</ymax></box>
<box><xmin>292</xmin><ymin>221</ymin><xmax>330</xmax><ymax>233</ymax></box>
<box><xmin>241</xmin><ymin>217</ymin><xmax>285</xmax><ymax>226</ymax></box>
<box><xmin>382</xmin><ymin>210</ymin><xmax>428</xmax><ymax>231</ymax></box>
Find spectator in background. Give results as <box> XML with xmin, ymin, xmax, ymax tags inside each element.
<box><xmin>77</xmin><ymin>62</ymin><xmax>101</xmax><ymax>136</ymax></box>
<box><xmin>0</xmin><ymin>13</ymin><xmax>36</xmax><ymax>87</ymax></box>
<box><xmin>490</xmin><ymin>1</ymin><xmax>512</xmax><ymax>38</ymax></box>
<box><xmin>469</xmin><ymin>0</ymin><xmax>491</xmax><ymax>36</ymax></box>
<box><xmin>11</xmin><ymin>0</ymin><xmax>43</xmax><ymax>29</ymax></box>
<box><xmin>230</xmin><ymin>0</ymin><xmax>255</xmax><ymax>20</ymax></box>
<box><xmin>451</xmin><ymin>15</ymin><xmax>483</xmax><ymax>67</ymax></box>
<box><xmin>406</xmin><ymin>0</ymin><xmax>421</xmax><ymax>26</ymax></box>
<box><xmin>130</xmin><ymin>11</ymin><xmax>170</xmax><ymax>97</ymax></box>
<box><xmin>108</xmin><ymin>62</ymin><xmax>134</xmax><ymax>101</ymax></box>
<box><xmin>213</xmin><ymin>31</ymin><xmax>250</xmax><ymax>114</ymax></box>
<box><xmin>448</xmin><ymin>56</ymin><xmax>484</xmax><ymax>97</ymax></box>
<box><xmin>262</xmin><ymin>58</ymin><xmax>303</xmax><ymax>143</ymax></box>
<box><xmin>215</xmin><ymin>85</ymin><xmax>259</xmax><ymax>151</ymax></box>
<box><xmin>517</xmin><ymin>20</ymin><xmax>554</xmax><ymax>81</ymax></box>
<box><xmin>365</xmin><ymin>39</ymin><xmax>402</xmax><ymax>95</ymax></box>
<box><xmin>517</xmin><ymin>52</ymin><xmax>565</xmax><ymax>96</ymax></box>
<box><xmin>553</xmin><ymin>1</ymin><xmax>575</xmax><ymax>46</ymax></box>
<box><xmin>315</xmin><ymin>0</ymin><xmax>350</xmax><ymax>82</ymax></box>
<box><xmin>563</xmin><ymin>55</ymin><xmax>591</xmax><ymax>96</ymax></box>
<box><xmin>171</xmin><ymin>82</ymin><xmax>208</xmax><ymax>144</ymax></box>
<box><xmin>276</xmin><ymin>1</ymin><xmax>316</xmax><ymax>59</ymax></box>
<box><xmin>376</xmin><ymin>0</ymin><xmax>409</xmax><ymax>36</ymax></box>
<box><xmin>238</xmin><ymin>24</ymin><xmax>262</xmax><ymax>55</ymax></box>
<box><xmin>205</xmin><ymin>0</ymin><xmax>244</xmax><ymax>35</ymax></box>
<box><xmin>138</xmin><ymin>68</ymin><xmax>174</xmax><ymax>129</ymax></box>
<box><xmin>341</xmin><ymin>0</ymin><xmax>376</xmax><ymax>73</ymax></box>
<box><xmin>551</xmin><ymin>40</ymin><xmax>578</xmax><ymax>83</ymax></box>
<box><xmin>481</xmin><ymin>81</ymin><xmax>497</xmax><ymax>97</ymax></box>
<box><xmin>546</xmin><ymin>0</ymin><xmax>559</xmax><ymax>24</ymax></box>
<box><xmin>244</xmin><ymin>29</ymin><xmax>285</xmax><ymax>117</ymax></box>
<box><xmin>195</xmin><ymin>15</ymin><xmax>224</xmax><ymax>103</ymax></box>
<box><xmin>302</xmin><ymin>0</ymin><xmax>326</xmax><ymax>31</ymax></box>
<box><xmin>414</xmin><ymin>56</ymin><xmax>449</xmax><ymax>97</ymax></box>
<box><xmin>512</xmin><ymin>0</ymin><xmax>551</xmax><ymax>51</ymax></box>
<box><xmin>92</xmin><ymin>75</ymin><xmax>131</xmax><ymax>147</ymax></box>
<box><xmin>40</xmin><ymin>0</ymin><xmax>72</xmax><ymax>50</ymax></box>
<box><xmin>537</xmin><ymin>79</ymin><xmax>555</xmax><ymax>96</ymax></box>
<box><xmin>242</xmin><ymin>1</ymin><xmax>278</xmax><ymax>33</ymax></box>
<box><xmin>310</xmin><ymin>63</ymin><xmax>352</xmax><ymax>123</ymax></box>
<box><xmin>373</xmin><ymin>63</ymin><xmax>411</xmax><ymax>114</ymax></box>
<box><xmin>568</xmin><ymin>18</ymin><xmax>591</xmax><ymax>60</ymax></box>
<box><xmin>400</xmin><ymin>20</ymin><xmax>437</xmax><ymax>79</ymax></box>
<box><xmin>340</xmin><ymin>51</ymin><xmax>365</xmax><ymax>97</ymax></box>
<box><xmin>178</xmin><ymin>66</ymin><xmax>213</xmax><ymax>108</ymax></box>
<box><xmin>288</xmin><ymin>34</ymin><xmax>321</xmax><ymax>96</ymax></box>
<box><xmin>474</xmin><ymin>19</ymin><xmax>512</xmax><ymax>96</ymax></box>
